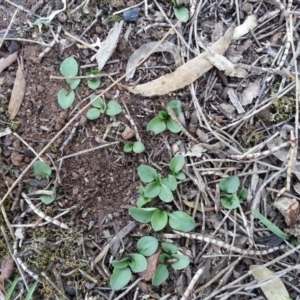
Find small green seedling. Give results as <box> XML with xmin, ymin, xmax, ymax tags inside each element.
<box><xmin>129</xmin><ymin>207</ymin><xmax>196</xmax><ymax>232</ymax></box>
<box><xmin>138</xmin><ymin>165</ymin><xmax>177</xmax><ymax>202</ymax></box>
<box><xmin>136</xmin><ymin>185</ymin><xmax>152</xmax><ymax>208</ymax></box>
<box><xmin>169</xmin><ymin>155</ymin><xmax>186</xmax><ymax>180</ymax></box>
<box><xmin>152</xmin><ymin>242</ymin><xmax>190</xmax><ymax>286</ymax></box>
<box><xmin>33</xmin><ymin>161</ymin><xmax>56</xmax><ymax>204</ymax></box>
<box><xmin>58</xmin><ymin>57</ymin><xmax>80</xmax><ymax>109</ymax></box>
<box><xmin>219</xmin><ymin>176</ymin><xmax>248</xmax><ymax>209</ymax></box>
<box><xmin>171</xmin><ymin>0</ymin><xmax>189</xmax><ymax>22</ymax></box>
<box><xmin>86</xmin><ymin>96</ymin><xmax>122</xmax><ymax>120</ymax></box>
<box><xmin>123</xmin><ymin>141</ymin><xmax>145</xmax><ymax>154</ymax></box>
<box><xmin>87</xmin><ymin>70</ymin><xmax>101</xmax><ymax>90</ymax></box>
<box><xmin>147</xmin><ymin>100</ymin><xmax>182</xmax><ymax>134</ymax></box>
<box><xmin>110</xmin><ymin>236</ymin><xmax>159</xmax><ymax>290</ymax></box>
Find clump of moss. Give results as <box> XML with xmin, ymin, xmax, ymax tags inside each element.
<box><xmin>270</xmin><ymin>95</ymin><xmax>295</xmax><ymax>122</ymax></box>
<box><xmin>240</xmin><ymin>122</ymin><xmax>263</xmax><ymax>148</ymax></box>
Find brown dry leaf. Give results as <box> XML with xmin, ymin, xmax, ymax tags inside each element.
<box><xmin>0</xmin><ymin>51</ymin><xmax>18</xmax><ymax>73</ymax></box>
<box><xmin>266</xmin><ymin>136</ymin><xmax>288</xmax><ymax>162</ymax></box>
<box><xmin>8</xmin><ymin>59</ymin><xmax>26</xmax><ymax>119</ymax></box>
<box><xmin>0</xmin><ymin>257</ymin><xmax>14</xmax><ymax>280</ymax></box>
<box><xmin>241</xmin><ymin>80</ymin><xmax>260</xmax><ymax>106</ymax></box>
<box><xmin>250</xmin><ymin>265</ymin><xmax>289</xmax><ymax>300</ymax></box>
<box><xmin>183</xmin><ymin>199</ymin><xmax>201</xmax><ymax>211</ymax></box>
<box><xmin>139</xmin><ymin>248</ymin><xmax>161</xmax><ymax>281</ymax></box>
<box><xmin>227</xmin><ymin>88</ymin><xmax>245</xmax><ymax>113</ymax></box>
<box><xmin>124</xmin><ymin>24</ymin><xmax>235</xmax><ymax>97</ymax></box>
<box><xmin>92</xmin><ymin>21</ymin><xmax>124</xmax><ymax>71</ymax></box>
<box><xmin>125</xmin><ymin>41</ymin><xmax>181</xmax><ymax>81</ymax></box>
<box><xmin>233</xmin><ymin>14</ymin><xmax>258</xmax><ymax>39</ymax></box>
<box><xmin>204</xmin><ymin>49</ymin><xmax>248</xmax><ymax>78</ymax></box>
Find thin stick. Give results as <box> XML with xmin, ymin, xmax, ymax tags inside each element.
<box><xmin>57</xmin><ymin>142</ymin><xmax>119</xmax><ymax>161</ymax></box>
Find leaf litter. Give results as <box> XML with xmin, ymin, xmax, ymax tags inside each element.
<box><xmin>0</xmin><ymin>1</ymin><xmax>300</xmax><ymax>299</ymax></box>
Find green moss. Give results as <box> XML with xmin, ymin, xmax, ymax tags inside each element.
<box><xmin>270</xmin><ymin>95</ymin><xmax>295</xmax><ymax>122</ymax></box>
<box><xmin>240</xmin><ymin>122</ymin><xmax>263</xmax><ymax>148</ymax></box>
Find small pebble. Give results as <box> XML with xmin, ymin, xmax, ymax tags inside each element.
<box><xmin>24</xmin><ymin>150</ymin><xmax>35</xmax><ymax>158</ymax></box>
<box><xmin>8</xmin><ymin>41</ymin><xmax>21</xmax><ymax>53</ymax></box>
<box><xmin>3</xmin><ymin>139</ymin><xmax>12</xmax><ymax>147</ymax></box>
<box><xmin>102</xmin><ymin>7</ymin><xmax>109</xmax><ymax>15</ymax></box>
<box><xmin>123</xmin><ymin>7</ymin><xmax>140</xmax><ymax>22</ymax></box>
<box><xmin>64</xmin><ymin>285</ymin><xmax>76</xmax><ymax>297</ymax></box>
<box><xmin>58</xmin><ymin>12</ymin><xmax>67</xmax><ymax>23</ymax></box>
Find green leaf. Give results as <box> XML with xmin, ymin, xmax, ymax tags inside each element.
<box><xmin>159</xmin><ymin>253</ymin><xmax>171</xmax><ymax>264</ymax></box>
<box><xmin>174</xmin><ymin>6</ymin><xmax>189</xmax><ymax>22</ymax></box>
<box><xmin>145</xmin><ymin>182</ymin><xmax>161</xmax><ymax>198</ymax></box>
<box><xmin>87</xmin><ymin>78</ymin><xmax>101</xmax><ymax>90</ymax></box>
<box><xmin>158</xmin><ymin>184</ymin><xmax>173</xmax><ymax>202</ymax></box>
<box><xmin>129</xmin><ymin>253</ymin><xmax>147</xmax><ymax>273</ymax></box>
<box><xmin>111</xmin><ymin>258</ymin><xmax>130</xmax><ymax>269</ymax></box>
<box><xmin>221</xmin><ymin>194</ymin><xmax>240</xmax><ymax>209</ymax></box>
<box><xmin>33</xmin><ymin>161</ymin><xmax>52</xmax><ymax>180</ymax></box>
<box><xmin>166</xmin><ymin>118</ymin><xmax>182</xmax><ymax>133</ymax></box>
<box><xmin>252</xmin><ymin>209</ymin><xmax>290</xmax><ymax>240</ymax></box>
<box><xmin>110</xmin><ymin>267</ymin><xmax>131</xmax><ymax>290</ymax></box>
<box><xmin>57</xmin><ymin>89</ymin><xmax>75</xmax><ymax>109</ymax></box>
<box><xmin>168</xmin><ymin>211</ymin><xmax>196</xmax><ymax>232</ymax></box>
<box><xmin>171</xmin><ymin>254</ymin><xmax>190</xmax><ymax>270</ymax></box>
<box><xmin>152</xmin><ymin>264</ymin><xmax>169</xmax><ymax>286</ymax></box>
<box><xmin>137</xmin><ymin>236</ymin><xmax>159</xmax><ymax>256</ymax></box>
<box><xmin>161</xmin><ymin>175</ymin><xmax>177</xmax><ymax>191</ymax></box>
<box><xmin>151</xmin><ymin>210</ymin><xmax>168</xmax><ymax>231</ymax></box>
<box><xmin>238</xmin><ymin>188</ymin><xmax>248</xmax><ymax>200</ymax></box>
<box><xmin>123</xmin><ymin>143</ymin><xmax>133</xmax><ymax>153</ymax></box>
<box><xmin>40</xmin><ymin>187</ymin><xmax>56</xmax><ymax>204</ymax></box>
<box><xmin>137</xmin><ymin>165</ymin><xmax>158</xmax><ymax>183</ymax></box>
<box><xmin>133</xmin><ymin>141</ymin><xmax>145</xmax><ymax>153</ymax></box>
<box><xmin>60</xmin><ymin>57</ymin><xmax>78</xmax><ymax>77</ymax></box>
<box><xmin>175</xmin><ymin>172</ymin><xmax>186</xmax><ymax>180</ymax></box>
<box><xmin>129</xmin><ymin>207</ymin><xmax>158</xmax><ymax>223</ymax></box>
<box><xmin>161</xmin><ymin>242</ymin><xmax>178</xmax><ymax>255</ymax></box>
<box><xmin>158</xmin><ymin>110</ymin><xmax>168</xmax><ymax>119</ymax></box>
<box><xmin>170</xmin><ymin>155</ymin><xmax>185</xmax><ymax>173</ymax></box>
<box><xmin>24</xmin><ymin>281</ymin><xmax>39</xmax><ymax>300</ymax></box>
<box><xmin>219</xmin><ymin>176</ymin><xmax>240</xmax><ymax>193</ymax></box>
<box><xmin>147</xmin><ymin>116</ymin><xmax>166</xmax><ymax>134</ymax></box>
<box><xmin>5</xmin><ymin>275</ymin><xmax>18</xmax><ymax>300</ymax></box>
<box><xmin>66</xmin><ymin>78</ymin><xmax>80</xmax><ymax>90</ymax></box>
<box><xmin>136</xmin><ymin>195</ymin><xmax>151</xmax><ymax>208</ymax></box>
<box><xmin>32</xmin><ymin>18</ymin><xmax>51</xmax><ymax>31</ymax></box>
<box><xmin>166</xmin><ymin>100</ymin><xmax>182</xmax><ymax>116</ymax></box>
<box><xmin>106</xmin><ymin>101</ymin><xmax>122</xmax><ymax>116</ymax></box>
<box><xmin>86</xmin><ymin>108</ymin><xmax>101</xmax><ymax>120</ymax></box>
<box><xmin>90</xmin><ymin>96</ymin><xmax>105</xmax><ymax>111</ymax></box>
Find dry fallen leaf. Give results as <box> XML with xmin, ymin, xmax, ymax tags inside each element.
<box><xmin>125</xmin><ymin>41</ymin><xmax>181</xmax><ymax>81</ymax></box>
<box><xmin>92</xmin><ymin>21</ymin><xmax>124</xmax><ymax>70</ymax></box>
<box><xmin>0</xmin><ymin>51</ymin><xmax>18</xmax><ymax>73</ymax></box>
<box><xmin>227</xmin><ymin>88</ymin><xmax>245</xmax><ymax>113</ymax></box>
<box><xmin>250</xmin><ymin>265</ymin><xmax>289</xmax><ymax>300</ymax></box>
<box><xmin>8</xmin><ymin>58</ymin><xmax>26</xmax><ymax>119</ymax></box>
<box><xmin>241</xmin><ymin>80</ymin><xmax>260</xmax><ymax>106</ymax></box>
<box><xmin>204</xmin><ymin>48</ymin><xmax>248</xmax><ymax>78</ymax></box>
<box><xmin>233</xmin><ymin>14</ymin><xmax>258</xmax><ymax>39</ymax></box>
<box><xmin>123</xmin><ymin>24</ymin><xmax>235</xmax><ymax>97</ymax></box>
<box><xmin>139</xmin><ymin>248</ymin><xmax>161</xmax><ymax>281</ymax></box>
